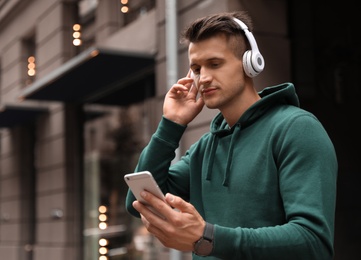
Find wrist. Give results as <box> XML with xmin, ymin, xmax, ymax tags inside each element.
<box><xmin>163</xmin><ymin>115</ymin><xmax>188</xmax><ymax>126</ymax></box>
<box><xmin>193</xmin><ymin>222</ymin><xmax>214</xmax><ymax>256</ymax></box>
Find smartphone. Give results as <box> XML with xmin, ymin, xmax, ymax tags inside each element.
<box><xmin>124</xmin><ymin>171</ymin><xmax>166</xmax><ymax>217</ymax></box>
<box><xmin>190</xmin><ymin>71</ymin><xmax>200</xmax><ymax>100</ymax></box>
<box><xmin>190</xmin><ymin>71</ymin><xmax>199</xmax><ymax>90</ymax></box>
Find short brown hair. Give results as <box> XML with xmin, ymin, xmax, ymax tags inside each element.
<box><xmin>180</xmin><ymin>11</ymin><xmax>254</xmax><ymax>59</ymax></box>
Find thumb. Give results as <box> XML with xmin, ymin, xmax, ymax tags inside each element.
<box><xmin>165</xmin><ymin>193</ymin><xmax>190</xmax><ymax>212</ymax></box>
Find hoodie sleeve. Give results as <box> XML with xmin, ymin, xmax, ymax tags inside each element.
<box><xmin>125</xmin><ymin>116</ymin><xmax>187</xmax><ymax>217</ymax></box>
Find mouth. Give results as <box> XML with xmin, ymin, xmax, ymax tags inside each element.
<box><xmin>201</xmin><ymin>87</ymin><xmax>217</xmax><ymax>94</ymax></box>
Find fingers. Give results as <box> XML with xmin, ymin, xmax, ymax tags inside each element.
<box><xmin>169</xmin><ymin>71</ymin><xmax>197</xmax><ymax>96</ymax></box>
<box><xmin>168</xmin><ymin>81</ymin><xmax>199</xmax><ymax>101</ymax></box>
<box><xmin>176</xmin><ymin>70</ymin><xmax>195</xmax><ymax>89</ymax></box>
<box><xmin>135</xmin><ymin>192</ymin><xmax>205</xmax><ymax>252</ymax></box>
<box><xmin>177</xmin><ymin>77</ymin><xmax>193</xmax><ymax>89</ymax></box>
<box><xmin>163</xmin><ymin>72</ymin><xmax>203</xmax><ymax>126</ymax></box>
<box><xmin>167</xmin><ymin>84</ymin><xmax>187</xmax><ymax>97</ymax></box>
<box><xmin>139</xmin><ymin>214</ymin><xmax>169</xmax><ymax>244</ymax></box>
<box><xmin>134</xmin><ymin>191</ymin><xmax>173</xmax><ymax>218</ymax></box>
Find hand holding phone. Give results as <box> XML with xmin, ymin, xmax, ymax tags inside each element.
<box><xmin>124</xmin><ymin>171</ymin><xmax>166</xmax><ymax>218</ymax></box>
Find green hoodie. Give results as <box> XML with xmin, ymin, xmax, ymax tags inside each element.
<box><xmin>126</xmin><ymin>83</ymin><xmax>338</xmax><ymax>260</ymax></box>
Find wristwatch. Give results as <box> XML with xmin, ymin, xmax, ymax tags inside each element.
<box><xmin>193</xmin><ymin>222</ymin><xmax>214</xmax><ymax>256</ymax></box>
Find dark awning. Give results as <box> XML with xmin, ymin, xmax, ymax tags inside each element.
<box><xmin>19</xmin><ymin>47</ymin><xmax>155</xmax><ymax>106</ymax></box>
<box><xmin>0</xmin><ymin>104</ymin><xmax>48</xmax><ymax>128</ymax></box>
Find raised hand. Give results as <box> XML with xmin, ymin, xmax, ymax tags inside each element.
<box><xmin>163</xmin><ymin>70</ymin><xmax>204</xmax><ymax>126</ymax></box>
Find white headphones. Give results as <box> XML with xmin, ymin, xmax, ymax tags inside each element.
<box><xmin>233</xmin><ymin>18</ymin><xmax>265</xmax><ymax>77</ymax></box>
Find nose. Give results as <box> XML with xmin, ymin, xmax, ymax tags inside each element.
<box><xmin>198</xmin><ymin>71</ymin><xmax>212</xmax><ymax>86</ymax></box>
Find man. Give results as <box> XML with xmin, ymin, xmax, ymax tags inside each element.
<box><xmin>125</xmin><ymin>11</ymin><xmax>337</xmax><ymax>260</ymax></box>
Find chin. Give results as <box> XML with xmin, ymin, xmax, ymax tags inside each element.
<box><xmin>204</xmin><ymin>102</ymin><xmax>218</xmax><ymax>109</ymax></box>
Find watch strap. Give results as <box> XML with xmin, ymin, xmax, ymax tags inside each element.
<box><xmin>193</xmin><ymin>222</ymin><xmax>214</xmax><ymax>256</ymax></box>
<box><xmin>203</xmin><ymin>222</ymin><xmax>214</xmax><ymax>241</ymax></box>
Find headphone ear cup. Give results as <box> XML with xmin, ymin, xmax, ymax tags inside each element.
<box><xmin>242</xmin><ymin>50</ymin><xmax>264</xmax><ymax>78</ymax></box>
<box><xmin>251</xmin><ymin>51</ymin><xmax>265</xmax><ymax>75</ymax></box>
<box><xmin>242</xmin><ymin>50</ymin><xmax>256</xmax><ymax>77</ymax></box>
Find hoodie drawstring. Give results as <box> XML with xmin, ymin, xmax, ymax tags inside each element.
<box><xmin>205</xmin><ymin>124</ymin><xmax>241</xmax><ymax>186</ymax></box>
<box><xmin>223</xmin><ymin>124</ymin><xmax>241</xmax><ymax>186</ymax></box>
<box><xmin>206</xmin><ymin>134</ymin><xmax>218</xmax><ymax>181</ymax></box>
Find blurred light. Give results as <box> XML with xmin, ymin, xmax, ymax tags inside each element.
<box><xmin>99</xmin><ymin>238</ymin><xmax>108</xmax><ymax>246</ymax></box>
<box><xmin>73</xmin><ymin>39</ymin><xmax>82</xmax><ymax>46</ymax></box>
<box><xmin>28</xmin><ymin>63</ymin><xmax>35</xmax><ymax>70</ymax></box>
<box><xmin>99</xmin><ymin>256</ymin><xmax>108</xmax><ymax>260</ymax></box>
<box><xmin>27</xmin><ymin>56</ymin><xmax>36</xmax><ymax>77</ymax></box>
<box><xmin>121</xmin><ymin>6</ymin><xmax>129</xmax><ymax>13</ymax></box>
<box><xmin>99</xmin><ymin>213</ymin><xmax>107</xmax><ymax>222</ymax></box>
<box><xmin>73</xmin><ymin>31</ymin><xmax>81</xmax><ymax>38</ymax></box>
<box><xmin>121</xmin><ymin>0</ymin><xmax>128</xmax><ymax>4</ymax></box>
<box><xmin>99</xmin><ymin>222</ymin><xmax>107</xmax><ymax>230</ymax></box>
<box><xmin>72</xmin><ymin>23</ymin><xmax>82</xmax><ymax>46</ymax></box>
<box><xmin>73</xmin><ymin>24</ymin><xmax>81</xmax><ymax>31</ymax></box>
<box><xmin>28</xmin><ymin>69</ymin><xmax>36</xmax><ymax>76</ymax></box>
<box><xmin>28</xmin><ymin>56</ymin><xmax>35</xmax><ymax>63</ymax></box>
<box><xmin>99</xmin><ymin>247</ymin><xmax>108</xmax><ymax>255</ymax></box>
<box><xmin>98</xmin><ymin>205</ymin><xmax>107</xmax><ymax>213</ymax></box>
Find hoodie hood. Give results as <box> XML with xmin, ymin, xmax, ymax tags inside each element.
<box><xmin>205</xmin><ymin>82</ymin><xmax>299</xmax><ymax>186</ymax></box>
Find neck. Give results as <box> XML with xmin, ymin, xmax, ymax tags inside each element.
<box><xmin>221</xmin><ymin>87</ymin><xmax>260</xmax><ymax>127</ymax></box>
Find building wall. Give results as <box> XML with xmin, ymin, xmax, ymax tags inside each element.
<box><xmin>0</xmin><ymin>0</ymin><xmax>81</xmax><ymax>259</ymax></box>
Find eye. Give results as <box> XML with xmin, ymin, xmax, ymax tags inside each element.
<box><xmin>192</xmin><ymin>68</ymin><xmax>200</xmax><ymax>75</ymax></box>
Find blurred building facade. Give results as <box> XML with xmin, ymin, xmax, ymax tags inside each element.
<box><xmin>0</xmin><ymin>0</ymin><xmax>359</xmax><ymax>260</ymax></box>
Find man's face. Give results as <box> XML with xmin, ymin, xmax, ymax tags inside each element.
<box><xmin>189</xmin><ymin>34</ymin><xmax>246</xmax><ymax>111</ymax></box>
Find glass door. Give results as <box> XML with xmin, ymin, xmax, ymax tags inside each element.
<box><xmin>83</xmin><ymin>104</ymin><xmax>147</xmax><ymax>260</ymax></box>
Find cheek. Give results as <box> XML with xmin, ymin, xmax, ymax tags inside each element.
<box><xmin>224</xmin><ymin>75</ymin><xmax>246</xmax><ymax>98</ymax></box>
<box><xmin>221</xmin><ymin>60</ymin><xmax>244</xmax><ymax>81</ymax></box>
<box><xmin>221</xmin><ymin>68</ymin><xmax>244</xmax><ymax>88</ymax></box>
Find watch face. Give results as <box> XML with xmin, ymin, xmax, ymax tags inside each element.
<box><xmin>194</xmin><ymin>238</ymin><xmax>213</xmax><ymax>256</ymax></box>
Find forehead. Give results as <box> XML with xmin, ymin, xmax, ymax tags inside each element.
<box><xmin>188</xmin><ymin>34</ymin><xmax>235</xmax><ymax>64</ymax></box>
